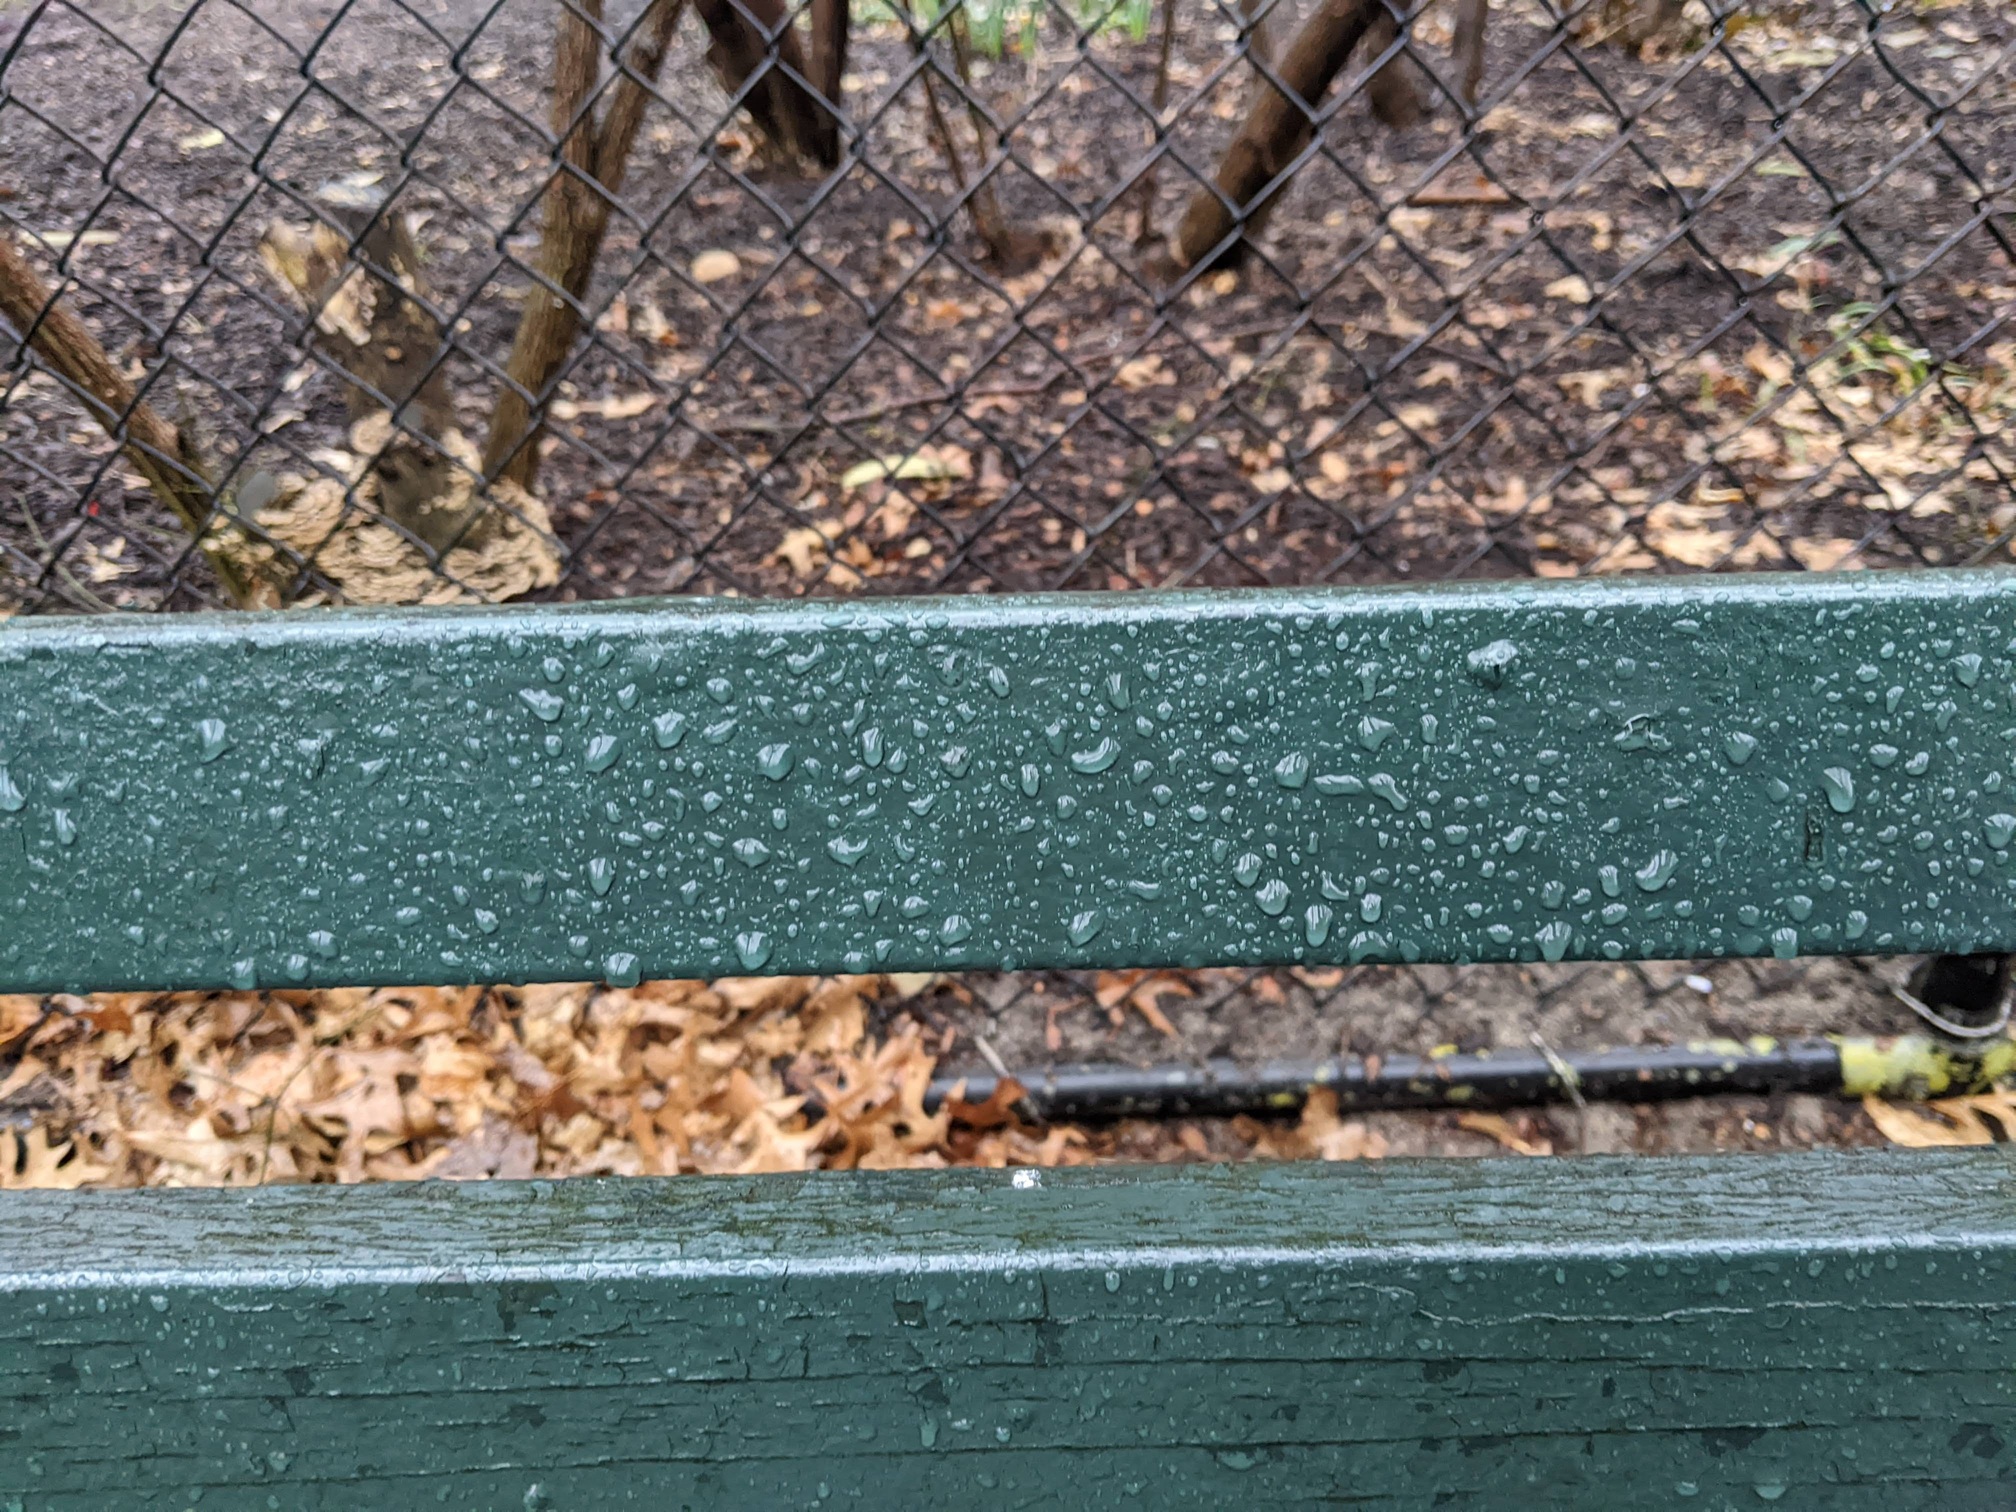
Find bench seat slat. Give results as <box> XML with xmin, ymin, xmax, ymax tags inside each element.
<box><xmin>3</xmin><ymin>1152</ymin><xmax>2014</xmax><ymax>1506</ymax></box>
<box><xmin>3</xmin><ymin>569</ymin><xmax>2013</xmax><ymax>991</ymax></box>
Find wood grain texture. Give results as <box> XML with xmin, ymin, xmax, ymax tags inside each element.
<box><xmin>5</xmin><ymin>570</ymin><xmax>2016</xmax><ymax>993</ymax></box>
<box><xmin>8</xmin><ymin>578</ymin><xmax>2014</xmax><ymax>1509</ymax></box>
<box><xmin>2</xmin><ymin>1151</ymin><xmax>2014</xmax><ymax>1507</ymax></box>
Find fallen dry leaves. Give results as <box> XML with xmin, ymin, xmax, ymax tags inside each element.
<box><xmin>1239</xmin><ymin>1089</ymin><xmax>1388</xmax><ymax>1163</ymax></box>
<box><xmin>689</xmin><ymin>248</ymin><xmax>741</xmax><ymax>285</ymax></box>
<box><xmin>1455</xmin><ymin>1110</ymin><xmax>1555</xmax><ymax>1156</ymax></box>
<box><xmin>0</xmin><ymin>974</ymin><xmax>1391</xmax><ymax>1189</ymax></box>
<box><xmin>1861</xmin><ymin>1091</ymin><xmax>2016</xmax><ymax>1150</ymax></box>
<box><xmin>1092</xmin><ymin>969</ymin><xmax>1194</xmax><ymax>1038</ymax></box>
<box><xmin>0</xmin><ymin>976</ymin><xmax>1090</xmax><ymax>1188</ymax></box>
<box><xmin>0</xmin><ymin>971</ymin><xmax>1995</xmax><ymax>1187</ymax></box>
<box><xmin>0</xmin><ymin>1127</ymin><xmax>112</xmax><ymax>1190</ymax></box>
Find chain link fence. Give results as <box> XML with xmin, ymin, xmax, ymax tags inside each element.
<box><xmin>1</xmin><ymin>0</ymin><xmax>2012</xmax><ymax>1135</ymax></box>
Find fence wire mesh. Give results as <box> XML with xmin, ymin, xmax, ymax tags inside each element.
<box><xmin>2</xmin><ymin>0</ymin><xmax>2012</xmax><ymax>613</ymax></box>
<box><xmin>0</xmin><ymin>0</ymin><xmax>2011</xmax><ymax>1130</ymax></box>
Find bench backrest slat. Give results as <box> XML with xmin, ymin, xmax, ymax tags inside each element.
<box><xmin>4</xmin><ymin>570</ymin><xmax>2012</xmax><ymax>993</ymax></box>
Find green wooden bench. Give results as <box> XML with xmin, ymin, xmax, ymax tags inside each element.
<box><xmin>4</xmin><ymin>569</ymin><xmax>2015</xmax><ymax>1508</ymax></box>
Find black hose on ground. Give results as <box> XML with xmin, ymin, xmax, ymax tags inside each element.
<box><xmin>925</xmin><ymin>1035</ymin><xmax>2016</xmax><ymax>1124</ymax></box>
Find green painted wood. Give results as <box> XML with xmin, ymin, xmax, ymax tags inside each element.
<box><xmin>4</xmin><ymin>570</ymin><xmax>2015</xmax><ymax>992</ymax></box>
<box><xmin>9</xmin><ymin>579</ymin><xmax>2013</xmax><ymax>1512</ymax></box>
<box><xmin>1</xmin><ymin>1151</ymin><xmax>2013</xmax><ymax>1508</ymax></box>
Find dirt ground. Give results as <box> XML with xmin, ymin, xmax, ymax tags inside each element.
<box><xmin>914</xmin><ymin>953</ymin><xmax>1916</xmax><ymax>1156</ymax></box>
<box><xmin>0</xmin><ymin>0</ymin><xmax>2011</xmax><ymax>609</ymax></box>
<box><xmin>949</xmin><ymin>949</ymin><xmax>1906</xmax><ymax>1068</ymax></box>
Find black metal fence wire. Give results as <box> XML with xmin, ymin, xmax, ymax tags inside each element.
<box><xmin>0</xmin><ymin>0</ymin><xmax>2009</xmax><ymax>615</ymax></box>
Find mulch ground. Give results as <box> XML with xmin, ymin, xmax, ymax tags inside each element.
<box><xmin>0</xmin><ymin>0</ymin><xmax>2010</xmax><ymax>608</ymax></box>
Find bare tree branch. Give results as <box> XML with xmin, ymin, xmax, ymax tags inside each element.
<box><xmin>483</xmin><ymin>0</ymin><xmax>690</xmax><ymax>490</ymax></box>
<box><xmin>1133</xmin><ymin>0</ymin><xmax>1181</xmax><ymax>245</ymax></box>
<box><xmin>1453</xmin><ymin>0</ymin><xmax>1490</xmax><ymax>104</ymax></box>
<box><xmin>1173</xmin><ymin>0</ymin><xmax>1380</xmax><ymax>270</ymax></box>
<box><xmin>0</xmin><ymin>230</ymin><xmax>259</xmax><ymax>605</ymax></box>
<box><xmin>695</xmin><ymin>0</ymin><xmax>840</xmax><ymax>168</ymax></box>
<box><xmin>895</xmin><ymin>0</ymin><xmax>1046</xmax><ymax>271</ymax></box>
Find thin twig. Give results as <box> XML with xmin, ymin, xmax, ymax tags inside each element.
<box><xmin>13</xmin><ymin>495</ymin><xmax>112</xmax><ymax>612</ymax></box>
<box><xmin>892</xmin><ymin>0</ymin><xmax>1034</xmax><ymax>267</ymax></box>
<box><xmin>970</xmin><ymin>1032</ymin><xmax>1040</xmax><ymax>1124</ymax></box>
<box><xmin>1529</xmin><ymin>1030</ymin><xmax>1588</xmax><ymax>1111</ymax></box>
<box><xmin>709</xmin><ymin>374</ymin><xmax>1066</xmax><ymax>433</ymax></box>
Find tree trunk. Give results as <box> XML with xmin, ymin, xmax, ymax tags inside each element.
<box><xmin>257</xmin><ymin>179</ymin><xmax>568</xmax><ymax>601</ymax></box>
<box><xmin>262</xmin><ymin>0</ymin><xmax>686</xmax><ymax>509</ymax></box>
<box><xmin>1133</xmin><ymin>0</ymin><xmax>1181</xmax><ymax>244</ymax></box>
<box><xmin>1363</xmin><ymin>5</ymin><xmax>1428</xmax><ymax>128</ymax></box>
<box><xmin>940</xmin><ymin>7</ymin><xmax>1049</xmax><ymax>270</ymax></box>
<box><xmin>1173</xmin><ymin>0</ymin><xmax>1380</xmax><ymax>270</ymax></box>
<box><xmin>483</xmin><ymin>0</ymin><xmax>688</xmax><ymax>490</ymax></box>
<box><xmin>895</xmin><ymin>1</ymin><xmax>1047</xmax><ymax>271</ymax></box>
<box><xmin>696</xmin><ymin>0</ymin><xmax>840</xmax><ymax>168</ymax></box>
<box><xmin>1453</xmin><ymin>0</ymin><xmax>1490</xmax><ymax>105</ymax></box>
<box><xmin>0</xmin><ymin>231</ymin><xmax>259</xmax><ymax>605</ymax></box>
<box><xmin>260</xmin><ymin>183</ymin><xmax>478</xmax><ymax>551</ymax></box>
<box><xmin>809</xmin><ymin>0</ymin><xmax>849</xmax><ymax>135</ymax></box>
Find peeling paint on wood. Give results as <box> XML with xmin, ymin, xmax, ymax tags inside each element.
<box><xmin>3</xmin><ymin>1153</ymin><xmax>2015</xmax><ymax>1507</ymax></box>
<box><xmin>6</xmin><ymin>572</ymin><xmax>2016</xmax><ymax>1507</ymax></box>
